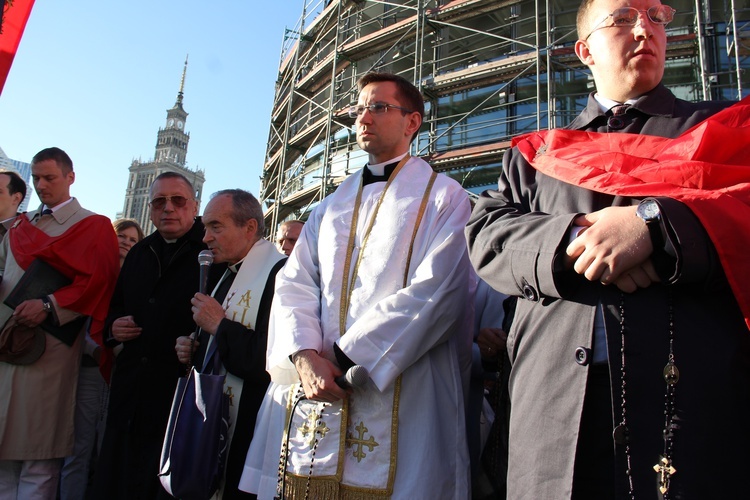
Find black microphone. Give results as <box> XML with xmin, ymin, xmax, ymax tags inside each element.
<box><xmin>335</xmin><ymin>365</ymin><xmax>369</xmax><ymax>389</ymax></box>
<box><xmin>198</xmin><ymin>250</ymin><xmax>214</xmax><ymax>295</ymax></box>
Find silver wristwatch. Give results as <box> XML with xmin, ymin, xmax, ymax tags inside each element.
<box><xmin>636</xmin><ymin>199</ymin><xmax>664</xmax><ymax>249</ymax></box>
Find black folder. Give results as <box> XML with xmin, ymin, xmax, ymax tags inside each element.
<box><xmin>4</xmin><ymin>259</ymin><xmax>86</xmax><ymax>346</ymax></box>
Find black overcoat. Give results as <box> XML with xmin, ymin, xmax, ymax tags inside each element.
<box><xmin>466</xmin><ymin>84</ymin><xmax>750</xmax><ymax>499</ymax></box>
<box><xmin>94</xmin><ymin>218</ymin><xmax>225</xmax><ymax>499</ymax></box>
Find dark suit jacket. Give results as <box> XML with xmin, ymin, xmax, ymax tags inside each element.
<box><xmin>466</xmin><ymin>85</ymin><xmax>750</xmax><ymax>499</ymax></box>
<box><xmin>95</xmin><ymin>218</ymin><xmax>225</xmax><ymax>499</ymax></box>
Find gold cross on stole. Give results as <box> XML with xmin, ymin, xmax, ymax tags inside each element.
<box><xmin>346</xmin><ymin>421</ymin><xmax>380</xmax><ymax>463</ymax></box>
<box><xmin>297</xmin><ymin>409</ymin><xmax>329</xmax><ymax>448</ymax></box>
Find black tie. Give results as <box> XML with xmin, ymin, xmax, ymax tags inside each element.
<box><xmin>42</xmin><ymin>208</ymin><xmax>53</xmax><ymax>216</ymax></box>
<box><xmin>607</xmin><ymin>104</ymin><xmax>630</xmax><ymax>130</ymax></box>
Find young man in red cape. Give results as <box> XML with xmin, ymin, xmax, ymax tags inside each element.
<box><xmin>466</xmin><ymin>0</ymin><xmax>750</xmax><ymax>498</ymax></box>
<box><xmin>0</xmin><ymin>147</ymin><xmax>119</xmax><ymax>498</ymax></box>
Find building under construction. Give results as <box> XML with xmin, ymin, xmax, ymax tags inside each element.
<box><xmin>260</xmin><ymin>0</ymin><xmax>749</xmax><ymax>230</ymax></box>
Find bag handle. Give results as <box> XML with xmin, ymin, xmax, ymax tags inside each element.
<box><xmin>200</xmin><ymin>335</ymin><xmax>223</xmax><ymax>375</ymax></box>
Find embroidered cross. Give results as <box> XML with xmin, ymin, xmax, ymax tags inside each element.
<box><xmin>653</xmin><ymin>455</ymin><xmax>676</xmax><ymax>494</ymax></box>
<box><xmin>297</xmin><ymin>409</ymin><xmax>329</xmax><ymax>448</ymax></box>
<box><xmin>346</xmin><ymin>421</ymin><xmax>379</xmax><ymax>463</ymax></box>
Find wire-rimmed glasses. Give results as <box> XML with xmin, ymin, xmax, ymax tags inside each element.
<box><xmin>584</xmin><ymin>5</ymin><xmax>676</xmax><ymax>40</ymax></box>
<box><xmin>348</xmin><ymin>102</ymin><xmax>414</xmax><ymax>119</ymax></box>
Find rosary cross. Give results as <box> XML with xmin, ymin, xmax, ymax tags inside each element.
<box><xmin>653</xmin><ymin>455</ymin><xmax>676</xmax><ymax>494</ymax></box>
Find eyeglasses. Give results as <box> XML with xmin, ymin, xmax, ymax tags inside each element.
<box><xmin>584</xmin><ymin>5</ymin><xmax>676</xmax><ymax>40</ymax></box>
<box><xmin>149</xmin><ymin>195</ymin><xmax>191</xmax><ymax>210</ymax></box>
<box><xmin>348</xmin><ymin>102</ymin><xmax>414</xmax><ymax>118</ymax></box>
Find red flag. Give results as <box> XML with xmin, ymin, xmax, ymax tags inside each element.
<box><xmin>0</xmin><ymin>0</ymin><xmax>36</xmax><ymax>95</ymax></box>
<box><xmin>514</xmin><ymin>96</ymin><xmax>750</xmax><ymax>329</ymax></box>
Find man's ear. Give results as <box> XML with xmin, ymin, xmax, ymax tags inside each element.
<box><xmin>246</xmin><ymin>218</ymin><xmax>258</xmax><ymax>237</ymax></box>
<box><xmin>575</xmin><ymin>39</ymin><xmax>594</xmax><ymax>66</ymax></box>
<box><xmin>405</xmin><ymin>112</ymin><xmax>422</xmax><ymax>139</ymax></box>
<box><xmin>11</xmin><ymin>192</ymin><xmax>23</xmax><ymax>207</ymax></box>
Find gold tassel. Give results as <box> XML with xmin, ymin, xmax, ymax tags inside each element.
<box><xmin>341</xmin><ymin>487</ymin><xmax>392</xmax><ymax>499</ymax></box>
<box><xmin>281</xmin><ymin>474</ymin><xmax>340</xmax><ymax>499</ymax></box>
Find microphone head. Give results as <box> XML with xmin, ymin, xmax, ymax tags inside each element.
<box><xmin>346</xmin><ymin>365</ymin><xmax>369</xmax><ymax>388</ymax></box>
<box><xmin>198</xmin><ymin>250</ymin><xmax>214</xmax><ymax>266</ymax></box>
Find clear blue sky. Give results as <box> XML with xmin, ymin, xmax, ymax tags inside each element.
<box><xmin>0</xmin><ymin>0</ymin><xmax>308</xmax><ymax>219</ymax></box>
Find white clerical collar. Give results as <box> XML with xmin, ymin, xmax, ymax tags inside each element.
<box><xmin>367</xmin><ymin>152</ymin><xmax>408</xmax><ymax>176</ymax></box>
<box><xmin>594</xmin><ymin>93</ymin><xmax>638</xmax><ymax>113</ymax></box>
<box><xmin>43</xmin><ymin>196</ymin><xmax>74</xmax><ymax>214</ymax></box>
<box><xmin>228</xmin><ymin>255</ymin><xmax>246</xmax><ymax>274</ymax></box>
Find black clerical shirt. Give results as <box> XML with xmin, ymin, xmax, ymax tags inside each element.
<box><xmin>362</xmin><ymin>161</ymin><xmax>399</xmax><ymax>185</ymax></box>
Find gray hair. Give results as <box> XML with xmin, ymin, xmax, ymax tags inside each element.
<box><xmin>211</xmin><ymin>189</ymin><xmax>265</xmax><ymax>236</ymax></box>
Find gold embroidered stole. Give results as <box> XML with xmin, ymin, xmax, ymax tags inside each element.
<box><xmin>205</xmin><ymin>240</ymin><xmax>284</xmax><ymax>446</ymax></box>
<box><xmin>282</xmin><ymin>157</ymin><xmax>438</xmax><ymax>498</ymax></box>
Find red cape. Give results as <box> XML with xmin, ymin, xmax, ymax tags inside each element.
<box><xmin>512</xmin><ymin>96</ymin><xmax>750</xmax><ymax>330</ymax></box>
<box><xmin>8</xmin><ymin>212</ymin><xmax>120</xmax><ymax>380</ymax></box>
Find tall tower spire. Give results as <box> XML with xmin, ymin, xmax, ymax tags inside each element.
<box><xmin>120</xmin><ymin>55</ymin><xmax>204</xmax><ymax>234</ymax></box>
<box><xmin>154</xmin><ymin>57</ymin><xmax>191</xmax><ymax>166</ymax></box>
<box><xmin>177</xmin><ymin>54</ymin><xmax>188</xmax><ymax>106</ymax></box>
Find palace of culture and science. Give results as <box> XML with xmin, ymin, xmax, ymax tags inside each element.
<box><xmin>118</xmin><ymin>58</ymin><xmax>205</xmax><ymax>234</ymax></box>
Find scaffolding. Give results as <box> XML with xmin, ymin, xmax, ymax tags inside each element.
<box><xmin>260</xmin><ymin>0</ymin><xmax>749</xmax><ymax>231</ymax></box>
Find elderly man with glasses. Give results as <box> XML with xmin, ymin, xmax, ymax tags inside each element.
<box><xmin>94</xmin><ymin>172</ymin><xmax>224</xmax><ymax>499</ymax></box>
<box><xmin>467</xmin><ymin>0</ymin><xmax>749</xmax><ymax>498</ymax></box>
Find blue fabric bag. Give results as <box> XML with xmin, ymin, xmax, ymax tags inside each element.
<box><xmin>159</xmin><ymin>342</ymin><xmax>229</xmax><ymax>499</ymax></box>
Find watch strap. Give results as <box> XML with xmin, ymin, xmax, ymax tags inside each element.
<box><xmin>645</xmin><ymin>219</ymin><xmax>664</xmax><ymax>250</ymax></box>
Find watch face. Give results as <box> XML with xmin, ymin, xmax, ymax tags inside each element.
<box><xmin>638</xmin><ymin>200</ymin><xmax>660</xmax><ymax>220</ymax></box>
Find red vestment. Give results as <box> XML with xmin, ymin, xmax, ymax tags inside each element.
<box><xmin>7</xmin><ymin>213</ymin><xmax>120</xmax><ymax>379</ymax></box>
<box><xmin>513</xmin><ymin>96</ymin><xmax>750</xmax><ymax>329</ymax></box>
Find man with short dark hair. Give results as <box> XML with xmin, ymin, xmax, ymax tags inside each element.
<box><xmin>0</xmin><ymin>170</ymin><xmax>26</xmax><ymax>234</ymax></box>
<box><xmin>466</xmin><ymin>0</ymin><xmax>750</xmax><ymax>498</ymax></box>
<box><xmin>94</xmin><ymin>171</ymin><xmax>223</xmax><ymax>499</ymax></box>
<box><xmin>241</xmin><ymin>72</ymin><xmax>474</xmax><ymax>499</ymax></box>
<box><xmin>0</xmin><ymin>147</ymin><xmax>119</xmax><ymax>498</ymax></box>
<box><xmin>175</xmin><ymin>189</ymin><xmax>286</xmax><ymax>499</ymax></box>
<box><xmin>274</xmin><ymin>219</ymin><xmax>304</xmax><ymax>256</ymax></box>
